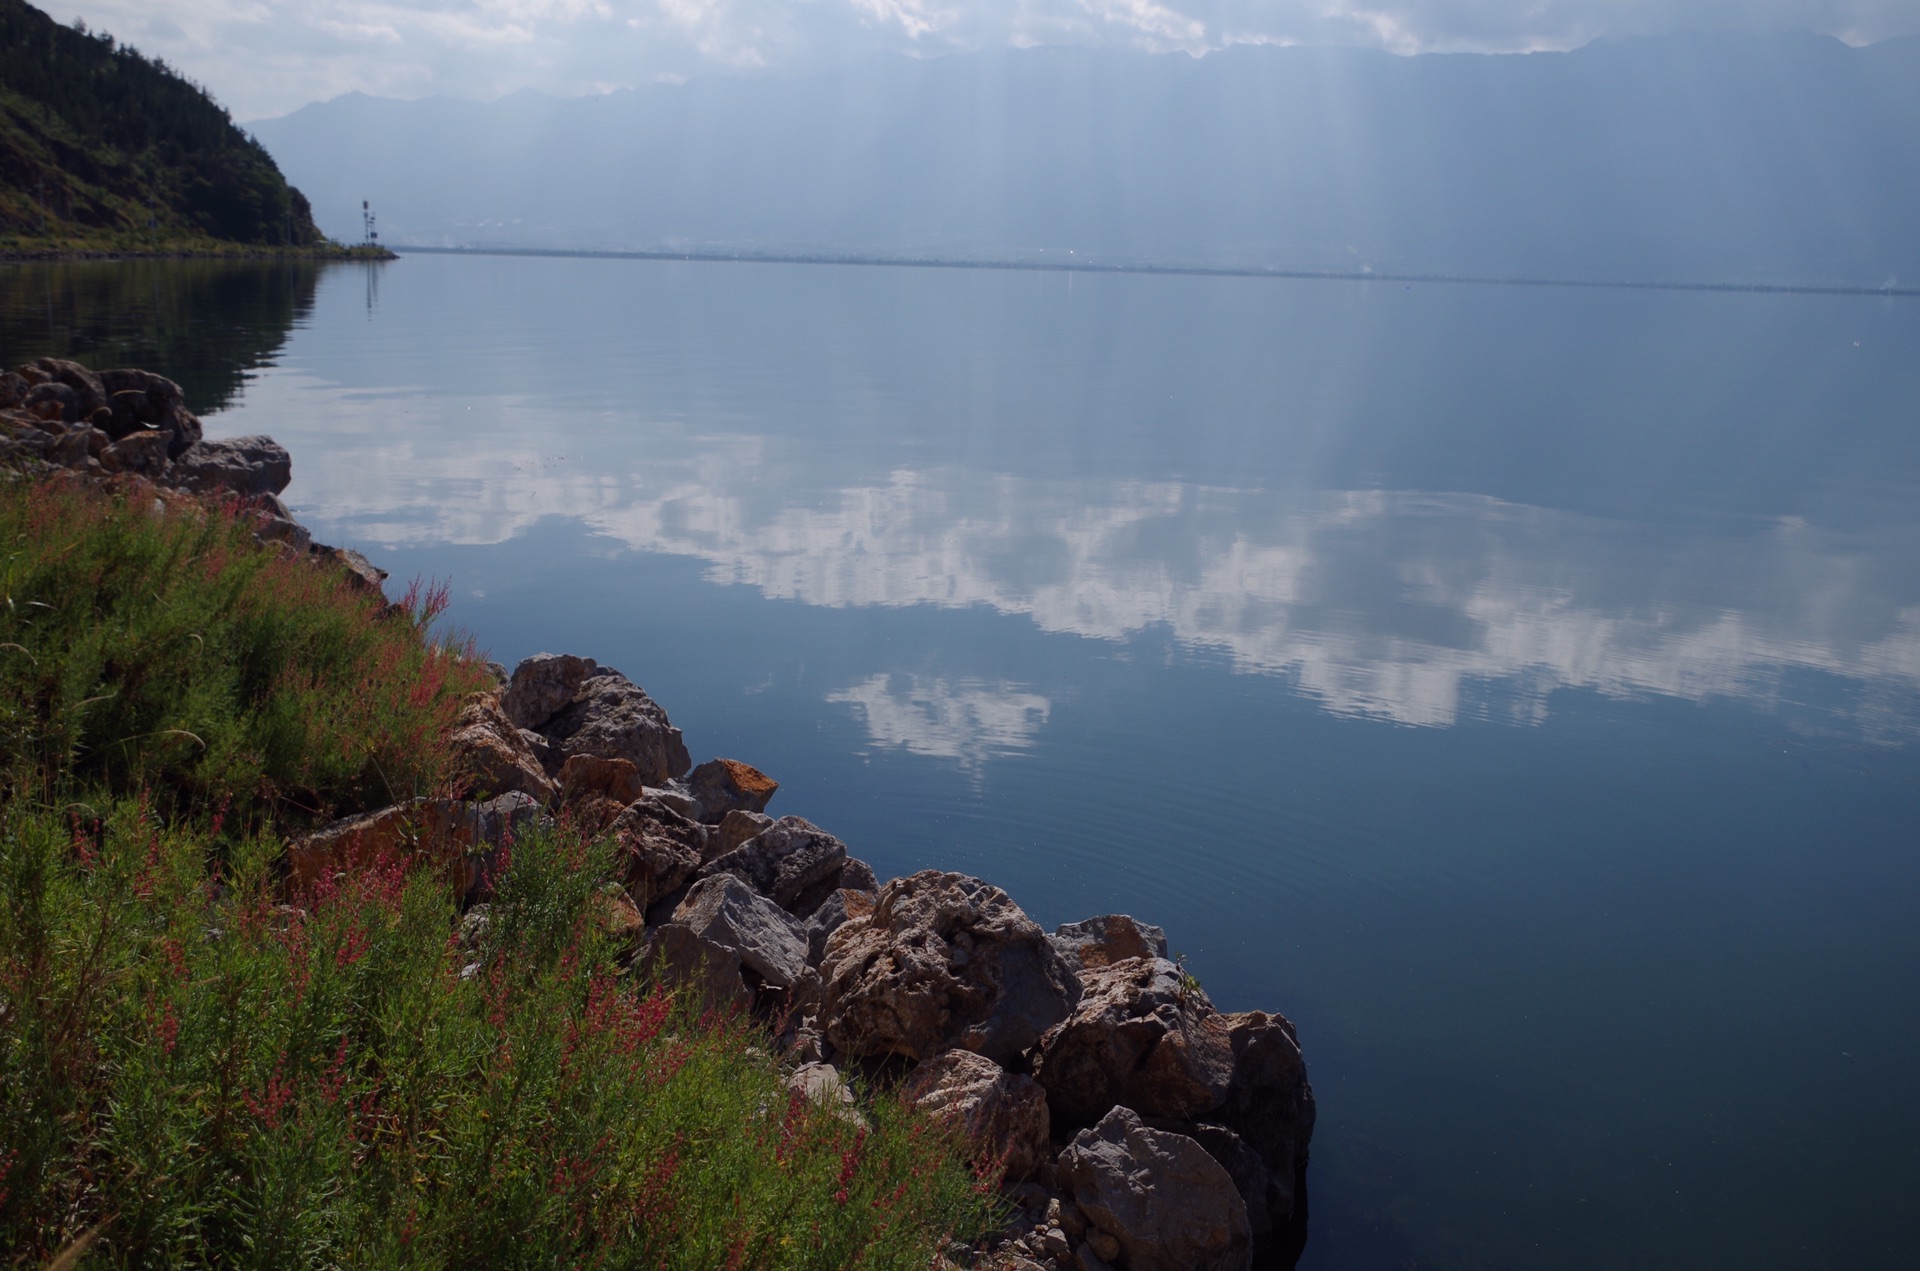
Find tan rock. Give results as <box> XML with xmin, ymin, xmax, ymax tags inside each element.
<box><xmin>685</xmin><ymin>757</ymin><xmax>779</xmax><ymax>823</ymax></box>
<box><xmin>446</xmin><ymin>691</ymin><xmax>557</xmax><ymax>803</ymax></box>
<box><xmin>903</xmin><ymin>1049</ymin><xmax>1052</xmax><ymax>1182</ymax></box>
<box><xmin>819</xmin><ymin>870</ymin><xmax>1080</xmax><ymax>1064</ymax></box>
<box><xmin>1033</xmin><ymin>956</ymin><xmax>1233</xmax><ymax>1126</ymax></box>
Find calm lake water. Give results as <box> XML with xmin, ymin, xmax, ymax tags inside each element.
<box><xmin>6</xmin><ymin>255</ymin><xmax>1919</xmax><ymax>1269</ymax></box>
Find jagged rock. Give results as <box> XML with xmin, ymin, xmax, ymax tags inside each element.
<box><xmin>803</xmin><ymin>888</ymin><xmax>875</xmax><ymax>967</ymax></box>
<box><xmin>313</xmin><ymin>545</ymin><xmax>387</xmax><ymax>593</ymax></box>
<box><xmin>98</xmin><ymin>368</ymin><xmax>200</xmax><ymax>455</ymax></box>
<box><xmin>819</xmin><ymin>870</ymin><xmax>1081</xmax><ymax>1065</ymax></box>
<box><xmin>517</xmin><ymin>727</ymin><xmax>563</xmax><ymax>776</ymax></box>
<box><xmin>641</xmin><ymin>784</ymin><xmax>702</xmax><ymax>820</ymax></box>
<box><xmin>1185</xmin><ymin>1124</ymin><xmax>1286</xmax><ymax>1243</ymax></box>
<box><xmin>701</xmin><ymin>815</ymin><xmax>848</xmax><ymax>916</ymax></box>
<box><xmin>22</xmin><ymin>359</ymin><xmax>106</xmax><ymax>421</ymax></box>
<box><xmin>1035</xmin><ymin>963</ymin><xmax>1315</xmax><ymax>1233</ymax></box>
<box><xmin>46</xmin><ymin>426</ymin><xmax>101</xmax><ymax>469</ymax></box>
<box><xmin>1050</xmin><ymin>915</ymin><xmax>1169</xmax><ymax>973</ymax></box>
<box><xmin>903</xmin><ymin>1049</ymin><xmax>1052</xmax><ymax>1182</ymax></box>
<box><xmin>558</xmin><ymin>753</ymin><xmax>648</xmax><ymax>808</ymax></box>
<box><xmin>502</xmin><ymin>652</ymin><xmax>599</xmax><ymax>731</ymax></box>
<box><xmin>447</xmin><ymin>691</ymin><xmax>557</xmax><ymax>803</ymax></box>
<box><xmin>464</xmin><ymin>791</ymin><xmax>552</xmax><ymax>903</ymax></box>
<box><xmin>610</xmin><ymin>797</ymin><xmax>708</xmax><ymax>910</ymax></box>
<box><xmin>672</xmin><ymin>874</ymin><xmax>809</xmax><ymax>990</ymax></box>
<box><xmin>0</xmin><ymin>371</ymin><xmax>27</xmax><ymax>409</ymax></box>
<box><xmin>635</xmin><ymin>923</ymin><xmax>750</xmax><ymax>1014</ymax></box>
<box><xmin>539</xmin><ymin>671</ymin><xmax>690</xmax><ymax>785</ymax></box>
<box><xmin>685</xmin><ymin>757</ymin><xmax>779</xmax><ymax>824</ymax></box>
<box><xmin>169</xmin><ymin>435</ymin><xmax>291</xmax><ymax>497</ymax></box>
<box><xmin>1033</xmin><ymin>956</ymin><xmax>1232</xmax><ymax>1127</ymax></box>
<box><xmin>100</xmin><ymin>429</ymin><xmax>170</xmax><ymax>477</ymax></box>
<box><xmin>1059</xmin><ymin>1107</ymin><xmax>1252</xmax><ymax>1271</ymax></box>
<box><xmin>711</xmin><ymin>809</ymin><xmax>773</xmax><ymax>857</ymax></box>
<box><xmin>590</xmin><ymin>888</ymin><xmax>647</xmax><ymax>952</ymax></box>
<box><xmin>1203</xmin><ymin>1011</ymin><xmax>1315</xmax><ymax>1232</ymax></box>
<box><xmin>786</xmin><ymin>1061</ymin><xmax>857</xmax><ymax>1109</ymax></box>
<box><xmin>285</xmin><ymin>800</ymin><xmax>473</xmax><ymax>897</ymax></box>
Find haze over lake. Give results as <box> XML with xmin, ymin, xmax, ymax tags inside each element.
<box><xmin>9</xmin><ymin>252</ymin><xmax>1916</xmax><ymax>1268</ymax></box>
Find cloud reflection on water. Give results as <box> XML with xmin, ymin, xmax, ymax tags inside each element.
<box><xmin>281</xmin><ymin>413</ymin><xmax>1920</xmax><ymax>737</ymax></box>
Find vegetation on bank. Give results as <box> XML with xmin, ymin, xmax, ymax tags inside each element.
<box><xmin>0</xmin><ymin>0</ymin><xmax>383</xmax><ymax>260</ymax></box>
<box><xmin>0</xmin><ymin>476</ymin><xmax>996</xmax><ymax>1266</ymax></box>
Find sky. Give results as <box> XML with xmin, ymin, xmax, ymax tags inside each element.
<box><xmin>45</xmin><ymin>0</ymin><xmax>1920</xmax><ymax>120</ymax></box>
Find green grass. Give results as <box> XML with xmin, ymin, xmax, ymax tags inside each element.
<box><xmin>0</xmin><ymin>475</ymin><xmax>998</xmax><ymax>1266</ymax></box>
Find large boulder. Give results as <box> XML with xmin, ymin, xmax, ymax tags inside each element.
<box><xmin>700</xmin><ymin>815</ymin><xmax>847</xmax><ymax>916</ymax></box>
<box><xmin>803</xmin><ymin>887</ymin><xmax>874</xmax><ymax>967</ymax></box>
<box><xmin>446</xmin><ymin>691</ymin><xmax>557</xmax><ymax>803</ymax></box>
<box><xmin>635</xmin><ymin>923</ymin><xmax>751</xmax><ymax>1015</ymax></box>
<box><xmin>903</xmin><ymin>1049</ymin><xmax>1052</xmax><ymax>1182</ymax></box>
<box><xmin>1205</xmin><ymin>1011</ymin><xmax>1315</xmax><ymax>1231</ymax></box>
<box><xmin>1185</xmin><ymin>1123</ymin><xmax>1289</xmax><ymax>1245</ymax></box>
<box><xmin>1050</xmin><ymin>914</ymin><xmax>1169</xmax><ymax>973</ymax></box>
<box><xmin>685</xmin><ymin>757</ymin><xmax>779</xmax><ymax>823</ymax></box>
<box><xmin>99</xmin><ymin>367</ymin><xmax>200</xmax><ymax>454</ymax></box>
<box><xmin>612</xmin><ymin>797</ymin><xmax>710</xmax><ymax>910</ymax></box>
<box><xmin>501</xmin><ymin>652</ymin><xmax>600</xmax><ymax>731</ymax></box>
<box><xmin>168</xmin><ymin>435</ymin><xmax>291</xmax><ymax>497</ymax></box>
<box><xmin>1033</xmin><ymin>957</ymin><xmax>1234</xmax><ymax>1127</ymax></box>
<box><xmin>1034</xmin><ymin>962</ymin><xmax>1317</xmax><ymax>1236</ymax></box>
<box><xmin>818</xmin><ymin>870</ymin><xmax>1081</xmax><ymax>1065</ymax></box>
<box><xmin>558</xmin><ymin>754</ymin><xmax>648</xmax><ymax>808</ymax></box>
<box><xmin>22</xmin><ymin>359</ymin><xmax>106</xmax><ymax>422</ymax></box>
<box><xmin>538</xmin><ymin>671</ymin><xmax>691</xmax><ymax>785</ymax></box>
<box><xmin>1058</xmin><ymin>1107</ymin><xmax>1252</xmax><ymax>1271</ymax></box>
<box><xmin>672</xmin><ymin>874</ymin><xmax>810</xmax><ymax>990</ymax></box>
<box><xmin>99</xmin><ymin>430</ymin><xmax>170</xmax><ymax>478</ymax></box>
<box><xmin>711</xmin><ymin>809</ymin><xmax>773</xmax><ymax>857</ymax></box>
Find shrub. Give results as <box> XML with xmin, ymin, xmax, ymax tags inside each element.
<box><xmin>0</xmin><ymin>801</ymin><xmax>994</xmax><ymax>1267</ymax></box>
<box><xmin>0</xmin><ymin>476</ymin><xmax>490</xmax><ymax>834</ymax></box>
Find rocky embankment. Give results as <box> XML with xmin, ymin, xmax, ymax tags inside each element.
<box><xmin>2</xmin><ymin>359</ymin><xmax>1317</xmax><ymax>1271</ymax></box>
<box><xmin>1</xmin><ymin>357</ymin><xmax>389</xmax><ymax>587</ymax></box>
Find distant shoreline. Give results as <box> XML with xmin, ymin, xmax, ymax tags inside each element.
<box><xmin>387</xmin><ymin>243</ymin><xmax>1919</xmax><ymax>299</ymax></box>
<box><xmin>0</xmin><ymin>244</ymin><xmax>397</xmax><ymax>264</ymax></box>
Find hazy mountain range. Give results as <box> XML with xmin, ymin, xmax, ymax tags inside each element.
<box><xmin>251</xmin><ymin>33</ymin><xmax>1920</xmax><ymax>287</ymax></box>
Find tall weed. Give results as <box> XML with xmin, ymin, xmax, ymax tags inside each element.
<box><xmin>0</xmin><ymin>477</ymin><xmax>490</xmax><ymax>832</ymax></box>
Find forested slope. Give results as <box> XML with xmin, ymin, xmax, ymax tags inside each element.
<box><xmin>0</xmin><ymin>0</ymin><xmax>329</xmax><ymax>253</ymax></box>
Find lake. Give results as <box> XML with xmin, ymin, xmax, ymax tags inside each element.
<box><xmin>5</xmin><ymin>254</ymin><xmax>1918</xmax><ymax>1269</ymax></box>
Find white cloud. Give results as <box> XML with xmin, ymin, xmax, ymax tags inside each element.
<box><xmin>45</xmin><ymin>0</ymin><xmax>1920</xmax><ymax>118</ymax></box>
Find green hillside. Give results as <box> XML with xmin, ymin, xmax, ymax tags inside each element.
<box><xmin>0</xmin><ymin>0</ymin><xmax>371</xmax><ymax>256</ymax></box>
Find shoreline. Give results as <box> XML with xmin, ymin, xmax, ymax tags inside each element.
<box><xmin>0</xmin><ymin>243</ymin><xmax>398</xmax><ymax>264</ymax></box>
<box><xmin>3</xmin><ymin>354</ymin><xmax>1317</xmax><ymax>1271</ymax></box>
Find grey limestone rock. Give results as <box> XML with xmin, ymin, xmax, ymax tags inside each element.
<box><xmin>1058</xmin><ymin>1106</ymin><xmax>1252</xmax><ymax>1271</ymax></box>
<box><xmin>700</xmin><ymin>815</ymin><xmax>847</xmax><ymax>916</ymax></box>
<box><xmin>539</xmin><ymin>671</ymin><xmax>690</xmax><ymax>786</ymax></box>
<box><xmin>636</xmin><ymin>923</ymin><xmax>750</xmax><ymax>1014</ymax></box>
<box><xmin>672</xmin><ymin>874</ymin><xmax>809</xmax><ymax>990</ymax></box>
<box><xmin>1050</xmin><ymin>914</ymin><xmax>1169</xmax><ymax>973</ymax></box>
<box><xmin>169</xmin><ymin>435</ymin><xmax>291</xmax><ymax>496</ymax></box>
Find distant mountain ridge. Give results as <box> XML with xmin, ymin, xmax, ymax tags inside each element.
<box><xmin>0</xmin><ymin>0</ymin><xmax>325</xmax><ymax>252</ymax></box>
<box><xmin>252</xmin><ymin>34</ymin><xmax>1920</xmax><ymax>287</ymax></box>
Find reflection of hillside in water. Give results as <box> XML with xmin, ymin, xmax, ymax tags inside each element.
<box><xmin>0</xmin><ymin>259</ymin><xmax>327</xmax><ymax>414</ymax></box>
<box><xmin>292</xmin><ymin>427</ymin><xmax>1920</xmax><ymax>736</ymax></box>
